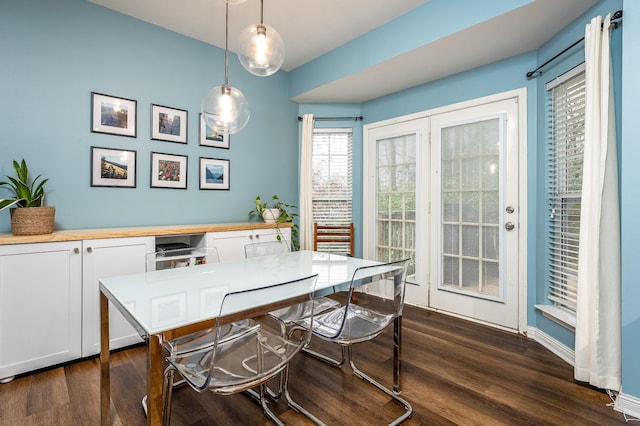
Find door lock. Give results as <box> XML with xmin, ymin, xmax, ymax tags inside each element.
<box><xmin>506</xmin><ymin>206</ymin><xmax>515</xmax><ymax>214</ymax></box>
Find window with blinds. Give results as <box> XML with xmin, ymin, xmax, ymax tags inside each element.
<box><xmin>547</xmin><ymin>64</ymin><xmax>585</xmax><ymax>313</ymax></box>
<box><xmin>312</xmin><ymin>129</ymin><xmax>353</xmax><ymax>236</ymax></box>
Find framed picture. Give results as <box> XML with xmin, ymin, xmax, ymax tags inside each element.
<box><xmin>199</xmin><ymin>157</ymin><xmax>230</xmax><ymax>190</ymax></box>
<box><xmin>91</xmin><ymin>92</ymin><xmax>137</xmax><ymax>137</ymax></box>
<box><xmin>151</xmin><ymin>104</ymin><xmax>187</xmax><ymax>143</ymax></box>
<box><xmin>151</xmin><ymin>152</ymin><xmax>188</xmax><ymax>189</ymax></box>
<box><xmin>91</xmin><ymin>146</ymin><xmax>137</xmax><ymax>188</ymax></box>
<box><xmin>199</xmin><ymin>114</ymin><xmax>230</xmax><ymax>149</ymax></box>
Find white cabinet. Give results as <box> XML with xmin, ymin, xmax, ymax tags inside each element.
<box><xmin>0</xmin><ymin>223</ymin><xmax>285</xmax><ymax>379</ymax></box>
<box><xmin>81</xmin><ymin>236</ymin><xmax>155</xmax><ymax>357</ymax></box>
<box><xmin>206</xmin><ymin>228</ymin><xmax>291</xmax><ymax>262</ymax></box>
<box><xmin>0</xmin><ymin>241</ymin><xmax>82</xmax><ymax>380</ymax></box>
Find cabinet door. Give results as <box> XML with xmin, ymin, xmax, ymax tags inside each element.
<box><xmin>207</xmin><ymin>228</ymin><xmax>292</xmax><ymax>262</ymax></box>
<box><xmin>0</xmin><ymin>242</ymin><xmax>82</xmax><ymax>380</ymax></box>
<box><xmin>255</xmin><ymin>228</ymin><xmax>290</xmax><ymax>243</ymax></box>
<box><xmin>82</xmin><ymin>236</ymin><xmax>155</xmax><ymax>357</ymax></box>
<box><xmin>206</xmin><ymin>230</ymin><xmax>252</xmax><ymax>262</ymax></box>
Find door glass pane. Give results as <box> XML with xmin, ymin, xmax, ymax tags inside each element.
<box><xmin>461</xmin><ymin>191</ymin><xmax>479</xmax><ymax>223</ymax></box>
<box><xmin>439</xmin><ymin>118</ymin><xmax>501</xmax><ymax>299</ymax></box>
<box><xmin>461</xmin><ymin>225</ymin><xmax>478</xmax><ymax>257</ymax></box>
<box><xmin>461</xmin><ymin>258</ymin><xmax>479</xmax><ymax>290</ymax></box>
<box><xmin>442</xmin><ymin>224</ymin><xmax>459</xmax><ymax>255</ymax></box>
<box><xmin>442</xmin><ymin>160</ymin><xmax>459</xmax><ymax>190</ymax></box>
<box><xmin>376</xmin><ymin>134</ymin><xmax>417</xmax><ymax>277</ymax></box>
<box><xmin>461</xmin><ymin>157</ymin><xmax>480</xmax><ymax>190</ymax></box>
<box><xmin>482</xmin><ymin>191</ymin><xmax>499</xmax><ymax>224</ymax></box>
<box><xmin>482</xmin><ymin>155</ymin><xmax>500</xmax><ymax>190</ymax></box>
<box><xmin>442</xmin><ymin>256</ymin><xmax>459</xmax><ymax>287</ymax></box>
<box><xmin>482</xmin><ymin>225</ymin><xmax>499</xmax><ymax>260</ymax></box>
<box><xmin>482</xmin><ymin>261</ymin><xmax>500</xmax><ymax>297</ymax></box>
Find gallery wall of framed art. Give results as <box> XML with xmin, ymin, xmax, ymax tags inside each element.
<box><xmin>89</xmin><ymin>92</ymin><xmax>231</xmax><ymax>192</ymax></box>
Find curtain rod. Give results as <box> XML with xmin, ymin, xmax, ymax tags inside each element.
<box><xmin>526</xmin><ymin>9</ymin><xmax>622</xmax><ymax>80</ymax></box>
<box><xmin>297</xmin><ymin>116</ymin><xmax>363</xmax><ymax>122</ymax></box>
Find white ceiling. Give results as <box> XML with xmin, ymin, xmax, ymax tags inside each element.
<box><xmin>88</xmin><ymin>0</ymin><xmax>599</xmax><ymax>103</ymax></box>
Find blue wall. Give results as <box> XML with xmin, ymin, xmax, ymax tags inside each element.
<box><xmin>532</xmin><ymin>0</ymin><xmax>623</xmax><ymax>348</ymax></box>
<box><xmin>621</xmin><ymin>0</ymin><xmax>640</xmax><ymax>400</ymax></box>
<box><xmin>0</xmin><ymin>0</ymin><xmax>299</xmax><ymax>232</ymax></box>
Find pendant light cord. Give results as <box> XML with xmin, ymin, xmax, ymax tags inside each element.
<box><xmin>224</xmin><ymin>2</ymin><xmax>229</xmax><ymax>86</ymax></box>
<box><xmin>260</xmin><ymin>0</ymin><xmax>264</xmax><ymax>24</ymax></box>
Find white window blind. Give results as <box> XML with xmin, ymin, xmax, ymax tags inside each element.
<box><xmin>547</xmin><ymin>65</ymin><xmax>585</xmax><ymax>313</ymax></box>
<box><xmin>312</xmin><ymin>128</ymin><xmax>353</xmax><ymax>227</ymax></box>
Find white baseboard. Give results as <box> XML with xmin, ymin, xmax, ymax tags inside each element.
<box><xmin>528</xmin><ymin>326</ymin><xmax>640</xmax><ymax>420</ymax></box>
<box><xmin>526</xmin><ymin>326</ymin><xmax>575</xmax><ymax>366</ymax></box>
<box><xmin>615</xmin><ymin>391</ymin><xmax>640</xmax><ymax>420</ymax></box>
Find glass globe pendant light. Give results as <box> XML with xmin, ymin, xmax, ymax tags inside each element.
<box><xmin>201</xmin><ymin>2</ymin><xmax>250</xmax><ymax>135</ymax></box>
<box><xmin>237</xmin><ymin>0</ymin><xmax>285</xmax><ymax>77</ymax></box>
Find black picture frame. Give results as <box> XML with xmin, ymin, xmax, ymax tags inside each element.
<box><xmin>91</xmin><ymin>92</ymin><xmax>137</xmax><ymax>138</ymax></box>
<box><xmin>151</xmin><ymin>104</ymin><xmax>188</xmax><ymax>144</ymax></box>
<box><xmin>90</xmin><ymin>146</ymin><xmax>137</xmax><ymax>188</ymax></box>
<box><xmin>199</xmin><ymin>113</ymin><xmax>230</xmax><ymax>149</ymax></box>
<box><xmin>199</xmin><ymin>157</ymin><xmax>230</xmax><ymax>190</ymax></box>
<box><xmin>150</xmin><ymin>152</ymin><xmax>188</xmax><ymax>189</ymax></box>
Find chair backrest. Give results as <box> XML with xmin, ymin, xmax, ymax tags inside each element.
<box><xmin>313</xmin><ymin>223</ymin><xmax>355</xmax><ymax>256</ymax></box>
<box><xmin>312</xmin><ymin>258</ymin><xmax>409</xmax><ymax>342</ymax></box>
<box><xmin>146</xmin><ymin>246</ymin><xmax>220</xmax><ymax>272</ymax></box>
<box><xmin>167</xmin><ymin>274</ymin><xmax>319</xmax><ymax>393</ymax></box>
<box><xmin>244</xmin><ymin>240</ymin><xmax>291</xmax><ymax>258</ymax></box>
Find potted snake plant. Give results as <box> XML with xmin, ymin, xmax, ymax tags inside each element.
<box><xmin>0</xmin><ymin>159</ymin><xmax>55</xmax><ymax>235</ymax></box>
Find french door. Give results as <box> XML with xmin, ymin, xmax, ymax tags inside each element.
<box><xmin>364</xmin><ymin>91</ymin><xmax>526</xmax><ymax>331</ymax></box>
<box><xmin>364</xmin><ymin>118</ymin><xmax>430</xmax><ymax>306</ymax></box>
<box><xmin>430</xmin><ymin>98</ymin><xmax>520</xmax><ymax>330</ymax></box>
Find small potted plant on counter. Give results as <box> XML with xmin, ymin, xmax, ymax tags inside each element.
<box><xmin>248</xmin><ymin>194</ymin><xmax>299</xmax><ymax>250</ymax></box>
<box><xmin>0</xmin><ymin>159</ymin><xmax>55</xmax><ymax>235</ymax></box>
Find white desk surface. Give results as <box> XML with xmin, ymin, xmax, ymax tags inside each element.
<box><xmin>99</xmin><ymin>251</ymin><xmax>381</xmax><ymax>336</ymax></box>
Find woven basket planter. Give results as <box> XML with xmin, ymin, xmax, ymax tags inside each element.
<box><xmin>10</xmin><ymin>206</ymin><xmax>55</xmax><ymax>236</ymax></box>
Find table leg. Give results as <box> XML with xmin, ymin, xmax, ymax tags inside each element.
<box><xmin>100</xmin><ymin>292</ymin><xmax>111</xmax><ymax>426</ymax></box>
<box><xmin>146</xmin><ymin>333</ymin><xmax>164</xmax><ymax>425</ymax></box>
<box><xmin>393</xmin><ymin>315</ymin><xmax>402</xmax><ymax>394</ymax></box>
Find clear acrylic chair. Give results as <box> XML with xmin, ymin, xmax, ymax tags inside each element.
<box><xmin>141</xmin><ymin>246</ymin><xmax>223</xmax><ymax>415</ymax></box>
<box><xmin>244</xmin><ymin>240</ymin><xmax>340</xmax><ymax>327</ymax></box>
<box><xmin>161</xmin><ymin>274</ymin><xmax>321</xmax><ymax>426</ymax></box>
<box><xmin>300</xmin><ymin>258</ymin><xmax>413</xmax><ymax>425</ymax></box>
<box><xmin>243</xmin><ymin>240</ymin><xmax>339</xmax><ymax>401</ymax></box>
<box><xmin>243</xmin><ymin>239</ymin><xmax>291</xmax><ymax>258</ymax></box>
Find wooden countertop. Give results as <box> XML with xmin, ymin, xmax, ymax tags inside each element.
<box><xmin>0</xmin><ymin>222</ymin><xmax>292</xmax><ymax>245</ymax></box>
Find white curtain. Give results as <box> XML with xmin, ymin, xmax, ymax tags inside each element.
<box><xmin>299</xmin><ymin>114</ymin><xmax>314</xmax><ymax>250</ymax></box>
<box><xmin>574</xmin><ymin>14</ymin><xmax>621</xmax><ymax>391</ymax></box>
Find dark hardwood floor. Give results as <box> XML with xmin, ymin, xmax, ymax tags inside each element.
<box><xmin>0</xmin><ymin>306</ymin><xmax>627</xmax><ymax>425</ymax></box>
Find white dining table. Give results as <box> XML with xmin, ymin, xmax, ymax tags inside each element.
<box><xmin>99</xmin><ymin>250</ymin><xmax>404</xmax><ymax>426</ymax></box>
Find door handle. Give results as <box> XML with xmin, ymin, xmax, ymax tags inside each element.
<box><xmin>505</xmin><ymin>222</ymin><xmax>515</xmax><ymax>231</ymax></box>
